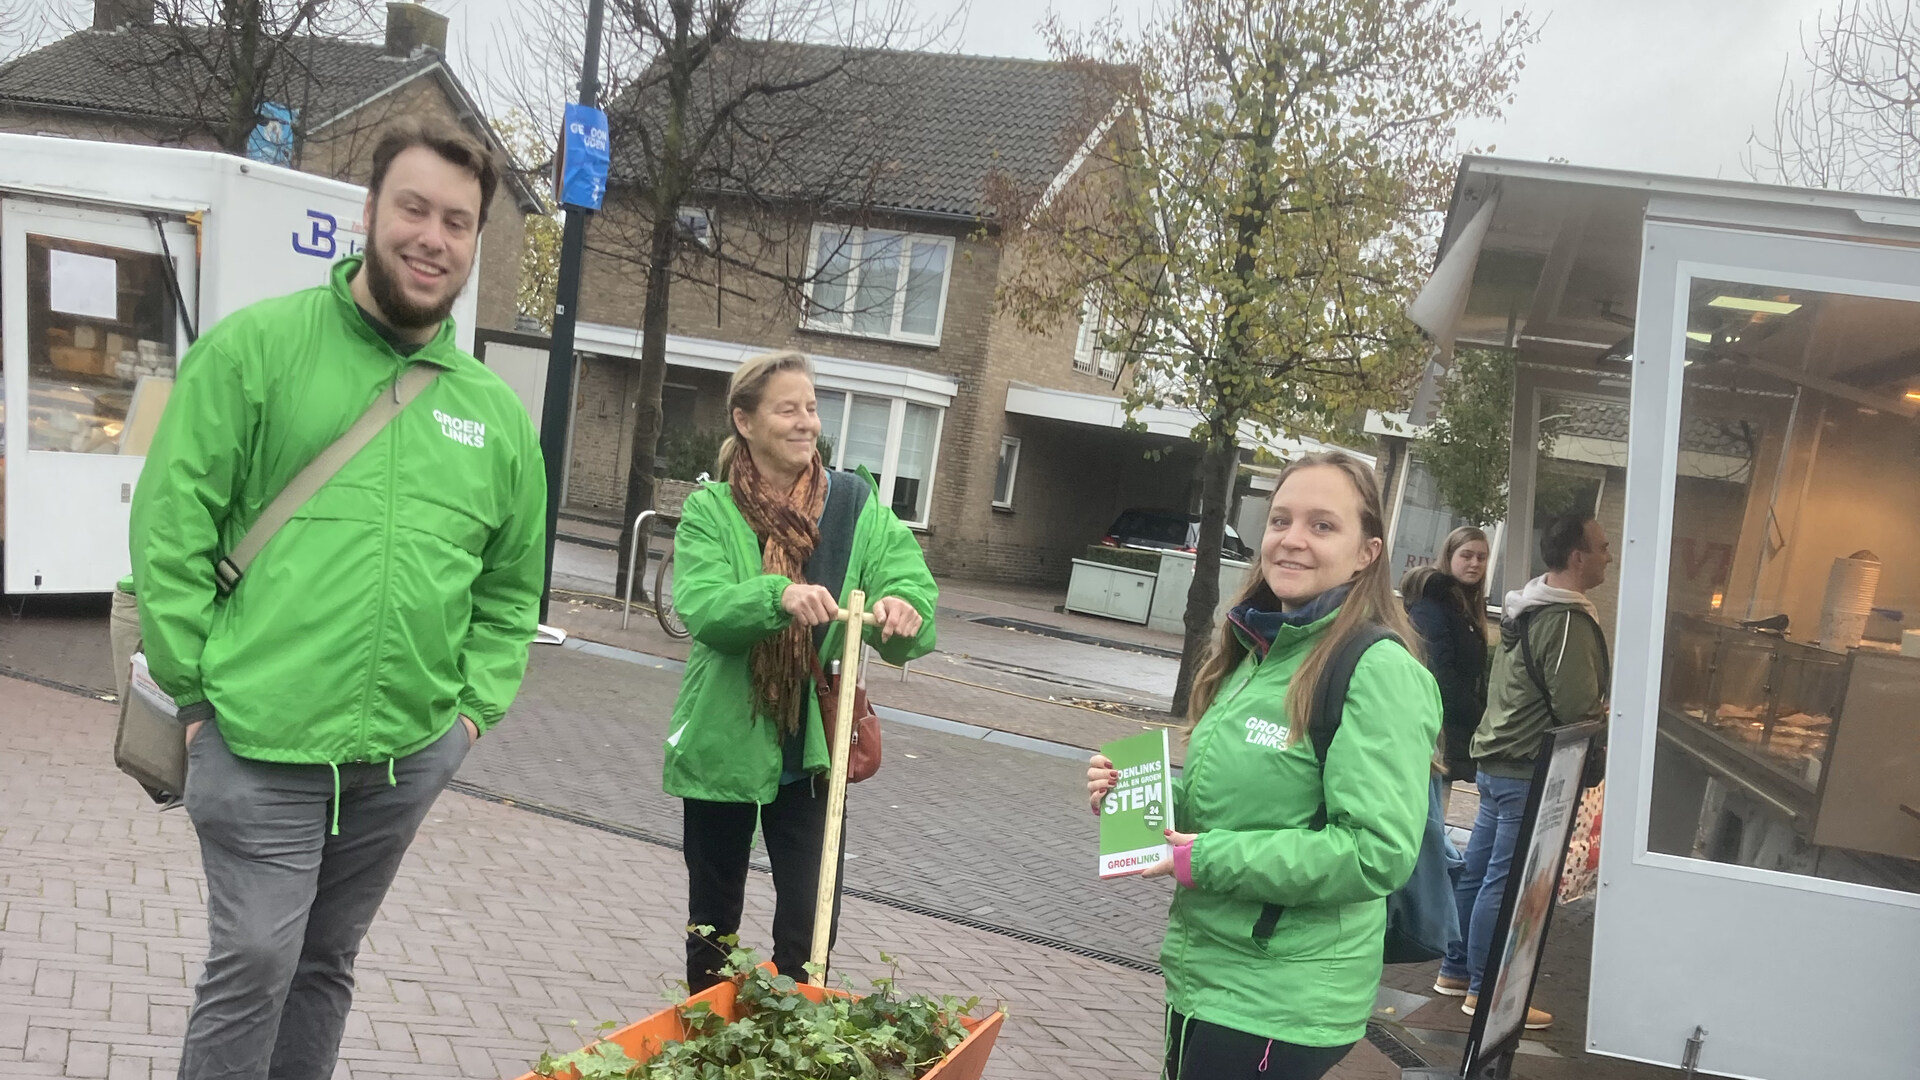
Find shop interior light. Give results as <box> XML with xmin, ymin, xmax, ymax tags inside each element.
<box><xmin>1906</xmin><ymin>390</ymin><xmax>1920</xmax><ymax>402</ymax></box>
<box><xmin>1708</xmin><ymin>295</ymin><xmax>1801</xmax><ymax>315</ymax></box>
<box><xmin>1686</xmin><ymin>331</ymin><xmax>1713</xmax><ymax>343</ymax></box>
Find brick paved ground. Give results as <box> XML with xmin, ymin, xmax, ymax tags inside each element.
<box><xmin>1</xmin><ymin>675</ymin><xmax>1193</xmax><ymax>1079</ymax></box>
<box><xmin>546</xmin><ymin>591</ymin><xmax>1180</xmax><ymax>752</ymax></box>
<box><xmin>1</xmin><ymin>600</ymin><xmax>1659</xmax><ymax>1080</ymax></box>
<box><xmin>1</xmin><ymin>585</ymin><xmax>1181</xmax><ymax>763</ymax></box>
<box><xmin>461</xmin><ymin>645</ymin><xmax>1175</xmax><ymax>968</ymax></box>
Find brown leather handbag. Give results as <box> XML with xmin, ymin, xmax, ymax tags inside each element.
<box><xmin>811</xmin><ymin>656</ymin><xmax>882</xmax><ymax>783</ymax></box>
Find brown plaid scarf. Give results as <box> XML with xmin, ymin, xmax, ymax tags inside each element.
<box><xmin>729</xmin><ymin>449</ymin><xmax>829</xmax><ymax>735</ymax></box>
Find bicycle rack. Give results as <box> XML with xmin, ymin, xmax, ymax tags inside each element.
<box><xmin>621</xmin><ymin>509</ymin><xmax>657</xmax><ymax>631</ymax></box>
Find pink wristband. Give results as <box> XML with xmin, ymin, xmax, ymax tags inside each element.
<box><xmin>1171</xmin><ymin>840</ymin><xmax>1196</xmax><ymax>889</ymax></box>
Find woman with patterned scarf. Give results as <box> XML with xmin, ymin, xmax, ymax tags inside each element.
<box><xmin>663</xmin><ymin>350</ymin><xmax>938</xmax><ymax>990</ymax></box>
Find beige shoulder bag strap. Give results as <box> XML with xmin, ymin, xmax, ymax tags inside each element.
<box><xmin>214</xmin><ymin>362</ymin><xmax>442</xmax><ymax>595</ymax></box>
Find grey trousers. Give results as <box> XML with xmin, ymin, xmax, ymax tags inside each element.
<box><xmin>178</xmin><ymin>721</ymin><xmax>469</xmax><ymax>1080</ymax></box>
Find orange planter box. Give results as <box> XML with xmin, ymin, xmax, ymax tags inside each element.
<box><xmin>514</xmin><ymin>967</ymin><xmax>1005</xmax><ymax>1080</ymax></box>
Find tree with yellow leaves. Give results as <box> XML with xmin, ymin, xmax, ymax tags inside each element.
<box><xmin>994</xmin><ymin>0</ymin><xmax>1534</xmax><ymax>713</ymax></box>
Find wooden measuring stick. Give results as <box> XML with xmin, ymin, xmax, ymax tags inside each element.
<box><xmin>809</xmin><ymin>589</ymin><xmax>877</xmax><ymax>985</ymax></box>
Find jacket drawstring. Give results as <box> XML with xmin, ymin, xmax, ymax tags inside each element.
<box><xmin>1161</xmin><ymin>1003</ymin><xmax>1175</xmax><ymax>1080</ymax></box>
<box><xmin>1162</xmin><ymin>1004</ymin><xmax>1196</xmax><ymax>1080</ymax></box>
<box><xmin>326</xmin><ymin>760</ymin><xmax>397</xmax><ymax>838</ymax></box>
<box><xmin>1258</xmin><ymin>1039</ymin><xmax>1273</xmax><ymax>1072</ymax></box>
<box><xmin>327</xmin><ymin>763</ymin><xmax>342</xmax><ymax>836</ymax></box>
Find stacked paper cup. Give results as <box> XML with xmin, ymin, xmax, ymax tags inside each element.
<box><xmin>1818</xmin><ymin>553</ymin><xmax>1881</xmax><ymax>650</ymax></box>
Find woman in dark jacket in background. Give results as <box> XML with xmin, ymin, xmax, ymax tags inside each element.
<box><xmin>1401</xmin><ymin>525</ymin><xmax>1492</xmax><ymax>782</ymax></box>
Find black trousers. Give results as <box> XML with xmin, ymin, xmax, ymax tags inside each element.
<box><xmin>1165</xmin><ymin>1011</ymin><xmax>1355</xmax><ymax>1080</ymax></box>
<box><xmin>682</xmin><ymin>778</ymin><xmax>845</xmax><ymax>991</ymax></box>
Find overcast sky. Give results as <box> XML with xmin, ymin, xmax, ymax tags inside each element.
<box><xmin>430</xmin><ymin>0</ymin><xmax>1838</xmax><ymax>181</ymax></box>
<box><xmin>30</xmin><ymin>0</ymin><xmax>1840</xmax><ymax>181</ymax></box>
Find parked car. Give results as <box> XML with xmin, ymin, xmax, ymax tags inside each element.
<box><xmin>1100</xmin><ymin>508</ymin><xmax>1253</xmax><ymax>561</ymax></box>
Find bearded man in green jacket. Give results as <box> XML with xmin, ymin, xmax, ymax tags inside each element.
<box><xmin>130</xmin><ymin>119</ymin><xmax>545</xmax><ymax>1080</ymax></box>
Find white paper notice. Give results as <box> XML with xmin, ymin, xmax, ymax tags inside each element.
<box><xmin>49</xmin><ymin>249</ymin><xmax>120</xmax><ymax>320</ymax></box>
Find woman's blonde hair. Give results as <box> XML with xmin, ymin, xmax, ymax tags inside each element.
<box><xmin>1440</xmin><ymin>525</ymin><xmax>1492</xmax><ymax>638</ymax></box>
<box><xmin>716</xmin><ymin>350</ymin><xmax>815</xmax><ymax>477</ymax></box>
<box><xmin>1185</xmin><ymin>451</ymin><xmax>1419</xmax><ymax>740</ymax></box>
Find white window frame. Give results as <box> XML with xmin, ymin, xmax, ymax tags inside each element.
<box><xmin>1073</xmin><ymin>306</ymin><xmax>1097</xmax><ymax>372</ymax></box>
<box><xmin>1075</xmin><ymin>295</ymin><xmax>1121</xmax><ymax>376</ymax></box>
<box><xmin>993</xmin><ymin>435</ymin><xmax>1021</xmax><ymax>509</ymax></box>
<box><xmin>813</xmin><ymin>386</ymin><xmax>945</xmax><ymax>529</ymax></box>
<box><xmin>803</xmin><ymin>224</ymin><xmax>955</xmax><ymax>346</ymax></box>
<box><xmin>675</xmin><ymin>206</ymin><xmax>714</xmax><ymax>250</ymax></box>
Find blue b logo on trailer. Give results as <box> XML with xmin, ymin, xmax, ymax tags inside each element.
<box><xmin>560</xmin><ymin>103</ymin><xmax>611</xmax><ymax>211</ymax></box>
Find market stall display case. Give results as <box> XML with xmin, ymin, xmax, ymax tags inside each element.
<box><xmin>1657</xmin><ymin>614</ymin><xmax>1902</xmax><ymax>852</ymax></box>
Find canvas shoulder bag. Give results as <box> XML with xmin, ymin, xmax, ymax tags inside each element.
<box><xmin>115</xmin><ymin>363</ymin><xmax>442</xmax><ymax>804</ymax></box>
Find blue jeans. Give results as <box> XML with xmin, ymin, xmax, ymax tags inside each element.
<box><xmin>1438</xmin><ymin>771</ymin><xmax>1532</xmax><ymax>994</ymax></box>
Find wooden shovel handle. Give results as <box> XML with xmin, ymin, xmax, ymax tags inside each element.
<box><xmin>809</xmin><ymin>589</ymin><xmax>868</xmax><ymax>985</ymax></box>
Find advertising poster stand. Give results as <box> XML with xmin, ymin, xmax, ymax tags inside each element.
<box><xmin>1402</xmin><ymin>721</ymin><xmax>1603</xmax><ymax>1080</ymax></box>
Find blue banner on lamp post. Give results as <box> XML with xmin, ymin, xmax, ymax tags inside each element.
<box><xmin>560</xmin><ymin>103</ymin><xmax>610</xmax><ymax>210</ymax></box>
<box><xmin>248</xmin><ymin>102</ymin><xmax>297</xmax><ymax>166</ymax></box>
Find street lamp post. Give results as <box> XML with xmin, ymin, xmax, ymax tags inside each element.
<box><xmin>537</xmin><ymin>0</ymin><xmax>609</xmax><ymax>624</ymax></box>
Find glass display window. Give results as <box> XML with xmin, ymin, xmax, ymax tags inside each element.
<box><xmin>25</xmin><ymin>233</ymin><xmax>178</xmax><ymax>456</ymax></box>
<box><xmin>1650</xmin><ymin>275</ymin><xmax>1920</xmax><ymax>893</ymax></box>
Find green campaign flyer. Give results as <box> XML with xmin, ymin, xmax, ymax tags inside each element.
<box><xmin>1098</xmin><ymin>729</ymin><xmax>1175</xmax><ymax>879</ymax></box>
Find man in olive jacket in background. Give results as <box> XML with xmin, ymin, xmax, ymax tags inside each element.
<box><xmin>130</xmin><ymin>119</ymin><xmax>545</xmax><ymax>1080</ymax></box>
<box><xmin>1433</xmin><ymin>514</ymin><xmax>1612</xmax><ymax>1029</ymax></box>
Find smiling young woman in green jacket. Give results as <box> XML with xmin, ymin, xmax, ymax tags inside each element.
<box><xmin>666</xmin><ymin>350</ymin><xmax>937</xmax><ymax>991</ymax></box>
<box><xmin>1089</xmin><ymin>452</ymin><xmax>1441</xmax><ymax>1080</ymax></box>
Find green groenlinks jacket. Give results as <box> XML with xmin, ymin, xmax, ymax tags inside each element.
<box><xmin>1162</xmin><ymin>609</ymin><xmax>1441</xmax><ymax>1048</ymax></box>
<box><xmin>662</xmin><ymin>472</ymin><xmax>937</xmax><ymax>804</ymax></box>
<box><xmin>130</xmin><ymin>256</ymin><xmax>547</xmax><ymax>766</ymax></box>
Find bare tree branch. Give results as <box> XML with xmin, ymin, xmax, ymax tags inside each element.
<box><xmin>1749</xmin><ymin>0</ymin><xmax>1920</xmax><ymax>195</ymax></box>
<box><xmin>495</xmin><ymin>0</ymin><xmax>964</xmax><ymax>592</ymax></box>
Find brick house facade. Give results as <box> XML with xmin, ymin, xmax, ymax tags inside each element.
<box><xmin>535</xmin><ymin>48</ymin><xmax>1218</xmax><ymax>587</ymax></box>
<box><xmin>0</xmin><ymin>0</ymin><xmax>540</xmax><ymax>333</ymax></box>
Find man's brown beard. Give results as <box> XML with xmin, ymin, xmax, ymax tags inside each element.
<box><xmin>361</xmin><ymin>208</ymin><xmax>464</xmax><ymax>331</ymax></box>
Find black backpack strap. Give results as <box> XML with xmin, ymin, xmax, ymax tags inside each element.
<box><xmin>1584</xmin><ymin>608</ymin><xmax>1612</xmax><ymax>690</ymax></box>
<box><xmin>1307</xmin><ymin>623</ymin><xmax>1400</xmax><ymax>763</ymax></box>
<box><xmin>1515</xmin><ymin>606</ymin><xmax>1609</xmax><ymax>726</ymax></box>
<box><xmin>1257</xmin><ymin>623</ymin><xmax>1402</xmax><ymax>942</ymax></box>
<box><xmin>1514</xmin><ymin>608</ymin><xmax>1560</xmax><ymax>726</ymax></box>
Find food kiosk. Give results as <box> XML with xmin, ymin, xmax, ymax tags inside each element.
<box><xmin>1408</xmin><ymin>158</ymin><xmax>1920</xmax><ymax>1080</ymax></box>
<box><xmin>0</xmin><ymin>134</ymin><xmax>478</xmax><ymax>594</ymax></box>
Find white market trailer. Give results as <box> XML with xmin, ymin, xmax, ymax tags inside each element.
<box><xmin>1410</xmin><ymin>157</ymin><xmax>1920</xmax><ymax>1080</ymax></box>
<box><xmin>0</xmin><ymin>134</ymin><xmax>479</xmax><ymax>594</ymax></box>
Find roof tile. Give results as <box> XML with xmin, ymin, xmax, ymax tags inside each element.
<box><xmin>0</xmin><ymin>27</ymin><xmax>439</xmax><ymax>132</ymax></box>
<box><xmin>612</xmin><ymin>42</ymin><xmax>1114</xmax><ymax>220</ymax></box>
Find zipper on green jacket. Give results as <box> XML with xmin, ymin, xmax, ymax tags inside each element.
<box><xmin>1183</xmin><ymin>654</ymin><xmax>1262</xmax><ymax>799</ymax></box>
<box><xmin>1165</xmin><ymin>657</ymin><xmax>1259</xmax><ymax>1008</ymax></box>
<box><xmin>354</xmin><ymin>372</ymin><xmax>405</xmax><ymax>763</ymax></box>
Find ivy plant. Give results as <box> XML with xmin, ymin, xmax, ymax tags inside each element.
<box><xmin>533</xmin><ymin>940</ymin><xmax>981</xmax><ymax>1080</ymax></box>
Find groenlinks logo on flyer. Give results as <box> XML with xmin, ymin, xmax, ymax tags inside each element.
<box><xmin>1098</xmin><ymin>729</ymin><xmax>1175</xmax><ymax>879</ymax></box>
